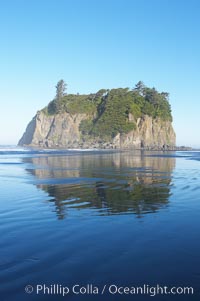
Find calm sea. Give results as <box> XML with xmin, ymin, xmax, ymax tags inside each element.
<box><xmin>0</xmin><ymin>147</ymin><xmax>200</xmax><ymax>301</ymax></box>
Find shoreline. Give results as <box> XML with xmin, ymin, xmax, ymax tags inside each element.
<box><xmin>16</xmin><ymin>144</ymin><xmax>193</xmax><ymax>152</ymax></box>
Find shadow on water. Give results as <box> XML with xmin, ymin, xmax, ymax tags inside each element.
<box><xmin>23</xmin><ymin>151</ymin><xmax>176</xmax><ymax>219</ymax></box>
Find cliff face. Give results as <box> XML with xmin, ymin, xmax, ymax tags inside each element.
<box><xmin>18</xmin><ymin>111</ymin><xmax>87</xmax><ymax>148</ymax></box>
<box><xmin>18</xmin><ymin>111</ymin><xmax>176</xmax><ymax>149</ymax></box>
<box><xmin>113</xmin><ymin>115</ymin><xmax>176</xmax><ymax>149</ymax></box>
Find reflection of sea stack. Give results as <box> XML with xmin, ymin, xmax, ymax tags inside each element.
<box><xmin>24</xmin><ymin>151</ymin><xmax>175</xmax><ymax>219</ymax></box>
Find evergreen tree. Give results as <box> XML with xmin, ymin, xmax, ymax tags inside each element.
<box><xmin>134</xmin><ymin>81</ymin><xmax>145</xmax><ymax>95</ymax></box>
<box><xmin>55</xmin><ymin>79</ymin><xmax>67</xmax><ymax>100</ymax></box>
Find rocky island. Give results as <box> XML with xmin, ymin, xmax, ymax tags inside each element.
<box><xmin>18</xmin><ymin>81</ymin><xmax>176</xmax><ymax>149</ymax></box>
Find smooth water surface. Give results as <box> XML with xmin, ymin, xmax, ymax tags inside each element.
<box><xmin>0</xmin><ymin>148</ymin><xmax>200</xmax><ymax>300</ymax></box>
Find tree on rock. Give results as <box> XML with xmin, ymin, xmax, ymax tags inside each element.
<box><xmin>134</xmin><ymin>81</ymin><xmax>145</xmax><ymax>96</ymax></box>
<box><xmin>55</xmin><ymin>79</ymin><xmax>67</xmax><ymax>101</ymax></box>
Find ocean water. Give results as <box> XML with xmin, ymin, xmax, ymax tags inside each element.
<box><xmin>0</xmin><ymin>147</ymin><xmax>200</xmax><ymax>301</ymax></box>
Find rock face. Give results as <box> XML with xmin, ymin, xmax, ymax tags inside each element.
<box><xmin>18</xmin><ymin>111</ymin><xmax>176</xmax><ymax>149</ymax></box>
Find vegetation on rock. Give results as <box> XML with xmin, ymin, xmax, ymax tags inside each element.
<box><xmin>43</xmin><ymin>80</ymin><xmax>172</xmax><ymax>140</ymax></box>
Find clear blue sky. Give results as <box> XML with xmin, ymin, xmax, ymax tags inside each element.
<box><xmin>0</xmin><ymin>0</ymin><xmax>200</xmax><ymax>147</ymax></box>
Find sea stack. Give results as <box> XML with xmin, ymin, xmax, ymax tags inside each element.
<box><xmin>18</xmin><ymin>82</ymin><xmax>176</xmax><ymax>149</ymax></box>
